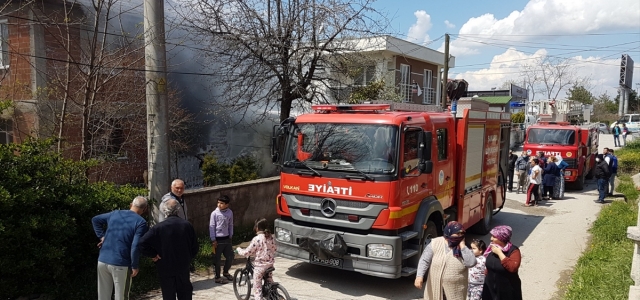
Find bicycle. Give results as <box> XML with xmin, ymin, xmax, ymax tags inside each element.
<box><xmin>233</xmin><ymin>257</ymin><xmax>291</xmax><ymax>300</ymax></box>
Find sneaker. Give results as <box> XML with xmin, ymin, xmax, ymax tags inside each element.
<box><xmin>223</xmin><ymin>273</ymin><xmax>233</xmax><ymax>281</ymax></box>
<box><xmin>215</xmin><ymin>277</ymin><xmax>229</xmax><ymax>284</ymax></box>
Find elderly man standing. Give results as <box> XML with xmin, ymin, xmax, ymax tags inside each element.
<box><xmin>92</xmin><ymin>196</ymin><xmax>149</xmax><ymax>300</ymax></box>
<box><xmin>160</xmin><ymin>179</ymin><xmax>187</xmax><ymax>221</ymax></box>
<box><xmin>140</xmin><ymin>199</ymin><xmax>198</xmax><ymax>300</ymax></box>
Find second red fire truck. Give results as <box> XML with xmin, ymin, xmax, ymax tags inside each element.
<box><xmin>270</xmin><ymin>100</ymin><xmax>511</xmax><ymax>278</ymax></box>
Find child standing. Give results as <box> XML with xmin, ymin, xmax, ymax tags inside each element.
<box><xmin>468</xmin><ymin>239</ymin><xmax>487</xmax><ymax>300</ymax></box>
<box><xmin>209</xmin><ymin>195</ymin><xmax>234</xmax><ymax>284</ymax></box>
<box><xmin>236</xmin><ymin>218</ymin><xmax>277</xmax><ymax>300</ymax></box>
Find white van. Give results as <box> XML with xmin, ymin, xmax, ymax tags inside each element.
<box><xmin>610</xmin><ymin>114</ymin><xmax>640</xmax><ymax>133</ymax></box>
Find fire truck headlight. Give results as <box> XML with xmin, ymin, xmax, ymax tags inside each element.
<box><xmin>367</xmin><ymin>244</ymin><xmax>393</xmax><ymax>259</ymax></box>
<box><xmin>275</xmin><ymin>227</ymin><xmax>292</xmax><ymax>243</ymax></box>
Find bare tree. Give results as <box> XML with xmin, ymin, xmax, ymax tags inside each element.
<box><xmin>178</xmin><ymin>0</ymin><xmax>388</xmax><ymax>122</ymax></box>
<box><xmin>520</xmin><ymin>56</ymin><xmax>585</xmax><ymax>101</ymax></box>
<box><xmin>0</xmin><ymin>0</ymin><xmax>195</xmax><ymax>184</ymax></box>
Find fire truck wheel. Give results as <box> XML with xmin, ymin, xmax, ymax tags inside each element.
<box><xmin>573</xmin><ymin>171</ymin><xmax>585</xmax><ymax>190</ymax></box>
<box><xmin>470</xmin><ymin>195</ymin><xmax>493</xmax><ymax>235</ymax></box>
<box><xmin>421</xmin><ymin>220</ymin><xmax>439</xmax><ymax>251</ymax></box>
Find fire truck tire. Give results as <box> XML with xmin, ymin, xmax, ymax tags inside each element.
<box><xmin>573</xmin><ymin>170</ymin><xmax>585</xmax><ymax>190</ymax></box>
<box><xmin>470</xmin><ymin>194</ymin><xmax>493</xmax><ymax>235</ymax></box>
<box><xmin>421</xmin><ymin>220</ymin><xmax>439</xmax><ymax>251</ymax></box>
<box><xmin>586</xmin><ymin>163</ymin><xmax>595</xmax><ymax>179</ymax></box>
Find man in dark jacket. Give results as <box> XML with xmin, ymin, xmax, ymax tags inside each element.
<box><xmin>508</xmin><ymin>150</ymin><xmax>518</xmax><ymax>192</ymax></box>
<box><xmin>594</xmin><ymin>154</ymin><xmax>611</xmax><ymax>204</ymax></box>
<box><xmin>140</xmin><ymin>199</ymin><xmax>198</xmax><ymax>300</ymax></box>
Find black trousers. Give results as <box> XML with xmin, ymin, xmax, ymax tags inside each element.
<box><xmin>213</xmin><ymin>237</ymin><xmax>234</xmax><ymax>278</ymax></box>
<box><xmin>160</xmin><ymin>273</ymin><xmax>193</xmax><ymax>300</ymax></box>
<box><xmin>508</xmin><ymin>169</ymin><xmax>515</xmax><ymax>191</ymax></box>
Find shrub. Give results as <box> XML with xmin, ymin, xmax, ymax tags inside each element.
<box><xmin>202</xmin><ymin>151</ymin><xmax>261</xmax><ymax>186</ymax></box>
<box><xmin>0</xmin><ymin>140</ymin><xmax>149</xmax><ymax>299</ymax></box>
<box><xmin>511</xmin><ymin>111</ymin><xmax>525</xmax><ymax>123</ymax></box>
<box><xmin>615</xmin><ymin>140</ymin><xmax>640</xmax><ymax>175</ymax></box>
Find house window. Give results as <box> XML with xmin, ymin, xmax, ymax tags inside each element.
<box><xmin>437</xmin><ymin>128</ymin><xmax>447</xmax><ymax>161</ymax></box>
<box><xmin>0</xmin><ymin>118</ymin><xmax>12</xmax><ymax>144</ymax></box>
<box><xmin>0</xmin><ymin>21</ymin><xmax>9</xmax><ymax>68</ymax></box>
<box><xmin>351</xmin><ymin>65</ymin><xmax>376</xmax><ymax>86</ymax></box>
<box><xmin>400</xmin><ymin>64</ymin><xmax>411</xmax><ymax>103</ymax></box>
<box><xmin>422</xmin><ymin>69</ymin><xmax>434</xmax><ymax>104</ymax></box>
<box><xmin>89</xmin><ymin>118</ymin><xmax>126</xmax><ymax>159</ymax></box>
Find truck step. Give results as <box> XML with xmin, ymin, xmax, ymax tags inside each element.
<box><xmin>401</xmin><ymin>267</ymin><xmax>417</xmax><ymax>276</ymax></box>
<box><xmin>399</xmin><ymin>231</ymin><xmax>418</xmax><ymax>241</ymax></box>
<box><xmin>402</xmin><ymin>249</ymin><xmax>419</xmax><ymax>259</ymax></box>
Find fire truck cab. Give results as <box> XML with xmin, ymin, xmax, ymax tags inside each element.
<box><xmin>270</xmin><ymin>102</ymin><xmax>511</xmax><ymax>279</ymax></box>
<box><xmin>523</xmin><ymin>122</ymin><xmax>599</xmax><ymax>190</ymax></box>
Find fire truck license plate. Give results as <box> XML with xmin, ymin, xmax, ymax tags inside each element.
<box><xmin>309</xmin><ymin>254</ymin><xmax>343</xmax><ymax>268</ymax></box>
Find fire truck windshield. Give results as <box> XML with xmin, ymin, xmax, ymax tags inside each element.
<box><xmin>527</xmin><ymin>128</ymin><xmax>576</xmax><ymax>145</ymax></box>
<box><xmin>282</xmin><ymin>123</ymin><xmax>398</xmax><ymax>174</ymax></box>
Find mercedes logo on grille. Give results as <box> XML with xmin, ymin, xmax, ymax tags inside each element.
<box><xmin>320</xmin><ymin>198</ymin><xmax>337</xmax><ymax>218</ymax></box>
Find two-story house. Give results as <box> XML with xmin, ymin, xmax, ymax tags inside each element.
<box><xmin>319</xmin><ymin>35</ymin><xmax>455</xmax><ymax>105</ymax></box>
<box><xmin>0</xmin><ymin>1</ymin><xmax>148</xmax><ymax>184</ymax></box>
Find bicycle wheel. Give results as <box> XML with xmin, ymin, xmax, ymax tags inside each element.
<box><xmin>269</xmin><ymin>284</ymin><xmax>291</xmax><ymax>300</ymax></box>
<box><xmin>233</xmin><ymin>268</ymin><xmax>252</xmax><ymax>300</ymax></box>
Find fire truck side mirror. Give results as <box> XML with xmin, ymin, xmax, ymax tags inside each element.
<box><xmin>420</xmin><ymin>161</ymin><xmax>433</xmax><ymax>174</ymax></box>
<box><xmin>422</xmin><ymin>131</ymin><xmax>433</xmax><ymax>161</ymax></box>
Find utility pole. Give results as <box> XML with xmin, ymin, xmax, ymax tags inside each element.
<box><xmin>144</xmin><ymin>0</ymin><xmax>170</xmax><ymax>222</ymax></box>
<box><xmin>441</xmin><ymin>34</ymin><xmax>450</xmax><ymax>110</ymax></box>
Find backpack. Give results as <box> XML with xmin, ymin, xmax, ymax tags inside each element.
<box><xmin>609</xmin><ymin>155</ymin><xmax>618</xmax><ymax>173</ymax></box>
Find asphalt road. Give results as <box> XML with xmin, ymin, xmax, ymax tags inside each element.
<box><xmin>140</xmin><ymin>134</ymin><xmax>623</xmax><ymax>300</ymax></box>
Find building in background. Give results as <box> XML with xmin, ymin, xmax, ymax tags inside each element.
<box><xmin>466</xmin><ymin>84</ymin><xmax>528</xmax><ymax>113</ymax></box>
<box><xmin>318</xmin><ymin>35</ymin><xmax>454</xmax><ymax>106</ymax></box>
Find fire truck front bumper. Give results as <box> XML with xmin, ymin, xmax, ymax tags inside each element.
<box><xmin>274</xmin><ymin>219</ymin><xmax>404</xmax><ymax>279</ymax></box>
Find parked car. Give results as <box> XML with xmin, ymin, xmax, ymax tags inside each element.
<box><xmin>598</xmin><ymin>123</ymin><xmax>610</xmax><ymax>134</ymax></box>
<box><xmin>610</xmin><ymin>114</ymin><xmax>640</xmax><ymax>133</ymax></box>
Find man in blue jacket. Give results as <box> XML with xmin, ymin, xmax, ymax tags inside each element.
<box><xmin>92</xmin><ymin>196</ymin><xmax>149</xmax><ymax>300</ymax></box>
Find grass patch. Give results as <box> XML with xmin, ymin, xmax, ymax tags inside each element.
<box><xmin>562</xmin><ymin>175</ymin><xmax>639</xmax><ymax>300</ymax></box>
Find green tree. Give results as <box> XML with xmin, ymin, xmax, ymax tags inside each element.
<box><xmin>202</xmin><ymin>151</ymin><xmax>261</xmax><ymax>186</ymax></box>
<box><xmin>511</xmin><ymin>111</ymin><xmax>525</xmax><ymax>123</ymax></box>
<box><xmin>566</xmin><ymin>84</ymin><xmax>594</xmax><ymax>104</ymax></box>
<box><xmin>0</xmin><ymin>139</ymin><xmax>148</xmax><ymax>299</ymax></box>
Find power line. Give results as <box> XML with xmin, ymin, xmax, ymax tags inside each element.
<box><xmin>451</xmin><ymin>32</ymin><xmax>640</xmax><ymax>37</ymax></box>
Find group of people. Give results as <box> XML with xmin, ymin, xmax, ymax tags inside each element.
<box><xmin>508</xmin><ymin>150</ymin><xmax>568</xmax><ymax>207</ymax></box>
<box><xmin>612</xmin><ymin>123</ymin><xmax>631</xmax><ymax>147</ymax></box>
<box><xmin>595</xmin><ymin>147</ymin><xmax>619</xmax><ymax>203</ymax></box>
<box><xmin>415</xmin><ymin>222</ymin><xmax>522</xmax><ymax>300</ymax></box>
<box><xmin>91</xmin><ymin>178</ymin><xmax>277</xmax><ymax>300</ymax></box>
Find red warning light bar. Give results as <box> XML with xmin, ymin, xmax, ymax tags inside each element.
<box><xmin>311</xmin><ymin>104</ymin><xmax>391</xmax><ymax>112</ymax></box>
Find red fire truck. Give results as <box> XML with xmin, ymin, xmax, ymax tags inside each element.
<box><xmin>522</xmin><ymin>122</ymin><xmax>599</xmax><ymax>190</ymax></box>
<box><xmin>270</xmin><ymin>101</ymin><xmax>511</xmax><ymax>278</ymax></box>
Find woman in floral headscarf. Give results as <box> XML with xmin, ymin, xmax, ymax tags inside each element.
<box><xmin>482</xmin><ymin>225</ymin><xmax>522</xmax><ymax>300</ymax></box>
<box><xmin>414</xmin><ymin>221</ymin><xmax>476</xmax><ymax>300</ymax></box>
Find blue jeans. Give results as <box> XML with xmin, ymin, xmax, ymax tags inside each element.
<box><xmin>614</xmin><ymin>135</ymin><xmax>620</xmax><ymax>147</ymax></box>
<box><xmin>608</xmin><ymin>173</ymin><xmax>617</xmax><ymax>195</ymax></box>
<box><xmin>597</xmin><ymin>178</ymin><xmax>607</xmax><ymax>202</ymax></box>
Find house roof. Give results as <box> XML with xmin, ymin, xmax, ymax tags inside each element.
<box><xmin>347</xmin><ymin>35</ymin><xmax>455</xmax><ymax>67</ymax></box>
<box><xmin>478</xmin><ymin>96</ymin><xmax>512</xmax><ymax>105</ymax></box>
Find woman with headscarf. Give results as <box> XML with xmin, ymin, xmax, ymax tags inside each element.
<box><xmin>414</xmin><ymin>221</ymin><xmax>476</xmax><ymax>300</ymax></box>
<box><xmin>482</xmin><ymin>225</ymin><xmax>522</xmax><ymax>300</ymax></box>
<box><xmin>553</xmin><ymin>155</ymin><xmax>569</xmax><ymax>199</ymax></box>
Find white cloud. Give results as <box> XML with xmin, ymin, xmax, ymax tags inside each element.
<box><xmin>407</xmin><ymin>10</ymin><xmax>432</xmax><ymax>44</ymax></box>
<box><xmin>440</xmin><ymin>0</ymin><xmax>640</xmax><ymax>56</ymax></box>
<box><xmin>453</xmin><ymin>48</ymin><xmax>622</xmax><ymax>99</ymax></box>
<box><xmin>444</xmin><ymin>20</ymin><xmax>455</xmax><ymax>28</ymax></box>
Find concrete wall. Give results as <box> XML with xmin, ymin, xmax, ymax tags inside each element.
<box><xmin>184</xmin><ymin>176</ymin><xmax>280</xmax><ymax>235</ymax></box>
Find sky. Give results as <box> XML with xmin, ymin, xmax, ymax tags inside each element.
<box><xmin>371</xmin><ymin>0</ymin><xmax>640</xmax><ymax>100</ymax></box>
